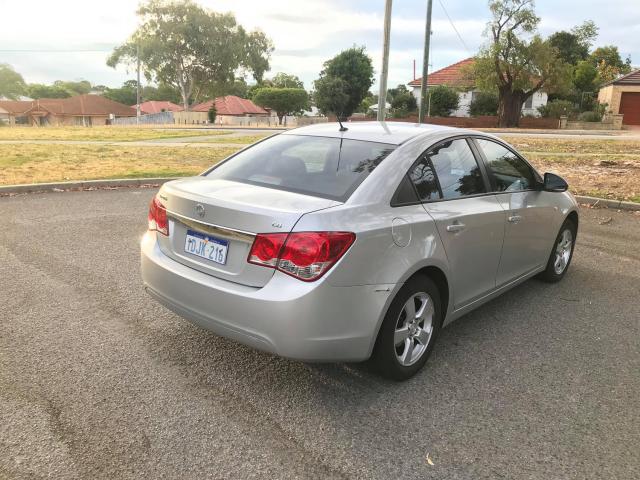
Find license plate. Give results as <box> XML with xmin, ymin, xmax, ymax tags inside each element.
<box><xmin>184</xmin><ymin>230</ymin><xmax>229</xmax><ymax>265</ymax></box>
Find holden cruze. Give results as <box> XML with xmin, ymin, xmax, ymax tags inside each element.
<box><xmin>141</xmin><ymin>122</ymin><xmax>578</xmax><ymax>380</ymax></box>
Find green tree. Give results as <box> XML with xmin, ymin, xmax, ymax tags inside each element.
<box><xmin>54</xmin><ymin>80</ymin><xmax>92</xmax><ymax>96</ymax></box>
<box><xmin>102</xmin><ymin>81</ymin><xmax>138</xmax><ymax>105</ymax></box>
<box><xmin>548</xmin><ymin>21</ymin><xmax>598</xmax><ymax>65</ymax></box>
<box><xmin>252</xmin><ymin>87</ymin><xmax>309</xmax><ymax>124</ymax></box>
<box><xmin>314</xmin><ymin>76</ymin><xmax>350</xmax><ymax>119</ymax></box>
<box><xmin>428</xmin><ymin>85</ymin><xmax>459</xmax><ymax>117</ymax></box>
<box><xmin>0</xmin><ymin>64</ymin><xmax>26</xmax><ymax>100</ymax></box>
<box><xmin>208</xmin><ymin>105</ymin><xmax>217</xmax><ymax>123</ymax></box>
<box><xmin>472</xmin><ymin>0</ymin><xmax>572</xmax><ymax>127</ymax></box>
<box><xmin>107</xmin><ymin>0</ymin><xmax>273</xmax><ymax>110</ymax></box>
<box><xmin>27</xmin><ymin>83</ymin><xmax>71</xmax><ymax>99</ymax></box>
<box><xmin>270</xmin><ymin>72</ymin><xmax>304</xmax><ymax>89</ymax></box>
<box><xmin>590</xmin><ymin>45</ymin><xmax>631</xmax><ymax>72</ymax></box>
<box><xmin>469</xmin><ymin>92</ymin><xmax>499</xmax><ymax>116</ymax></box>
<box><xmin>314</xmin><ymin>46</ymin><xmax>374</xmax><ymax>119</ymax></box>
<box><xmin>390</xmin><ymin>91</ymin><xmax>417</xmax><ymax>116</ymax></box>
<box><xmin>573</xmin><ymin>60</ymin><xmax>598</xmax><ymax>92</ymax></box>
<box><xmin>142</xmin><ymin>83</ymin><xmax>183</xmax><ymax>104</ymax></box>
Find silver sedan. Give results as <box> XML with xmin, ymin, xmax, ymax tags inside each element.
<box><xmin>141</xmin><ymin>122</ymin><xmax>578</xmax><ymax>380</ymax></box>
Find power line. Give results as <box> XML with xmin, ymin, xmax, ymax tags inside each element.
<box><xmin>436</xmin><ymin>0</ymin><xmax>471</xmax><ymax>55</ymax></box>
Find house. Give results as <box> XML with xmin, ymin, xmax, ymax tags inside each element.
<box><xmin>134</xmin><ymin>100</ymin><xmax>184</xmax><ymax>115</ymax></box>
<box><xmin>408</xmin><ymin>58</ymin><xmax>548</xmax><ymax>117</ymax></box>
<box><xmin>191</xmin><ymin>95</ymin><xmax>268</xmax><ymax>117</ymax></box>
<box><xmin>598</xmin><ymin>69</ymin><xmax>640</xmax><ymax>126</ymax></box>
<box><xmin>0</xmin><ymin>94</ymin><xmax>135</xmax><ymax>126</ymax></box>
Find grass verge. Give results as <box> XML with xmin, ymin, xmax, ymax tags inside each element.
<box><xmin>0</xmin><ymin>126</ymin><xmax>232</xmax><ymax>142</ymax></box>
<box><xmin>0</xmin><ymin>144</ymin><xmax>237</xmax><ymax>185</ymax></box>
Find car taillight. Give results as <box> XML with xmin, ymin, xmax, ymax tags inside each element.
<box><xmin>248</xmin><ymin>232</ymin><xmax>355</xmax><ymax>281</ymax></box>
<box><xmin>148</xmin><ymin>195</ymin><xmax>169</xmax><ymax>236</ymax></box>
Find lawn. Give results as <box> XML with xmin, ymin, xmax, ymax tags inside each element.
<box><xmin>0</xmin><ymin>144</ymin><xmax>237</xmax><ymax>185</ymax></box>
<box><xmin>508</xmin><ymin>137</ymin><xmax>640</xmax><ymax>203</ymax></box>
<box><xmin>1</xmin><ymin>135</ymin><xmax>639</xmax><ymax>203</ymax></box>
<box><xmin>0</xmin><ymin>126</ymin><xmax>232</xmax><ymax>142</ymax></box>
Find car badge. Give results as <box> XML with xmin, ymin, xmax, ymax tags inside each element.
<box><xmin>195</xmin><ymin>204</ymin><xmax>206</xmax><ymax>218</ymax></box>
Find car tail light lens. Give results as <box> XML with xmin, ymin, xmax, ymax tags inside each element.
<box><xmin>248</xmin><ymin>232</ymin><xmax>355</xmax><ymax>281</ymax></box>
<box><xmin>148</xmin><ymin>196</ymin><xmax>169</xmax><ymax>236</ymax></box>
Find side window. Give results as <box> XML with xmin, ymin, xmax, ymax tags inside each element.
<box><xmin>408</xmin><ymin>155</ymin><xmax>441</xmax><ymax>202</ymax></box>
<box><xmin>430</xmin><ymin>139</ymin><xmax>486</xmax><ymax>199</ymax></box>
<box><xmin>476</xmin><ymin>139</ymin><xmax>536</xmax><ymax>192</ymax></box>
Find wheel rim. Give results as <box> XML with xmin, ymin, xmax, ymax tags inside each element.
<box><xmin>553</xmin><ymin>228</ymin><xmax>573</xmax><ymax>275</ymax></box>
<box><xmin>394</xmin><ymin>292</ymin><xmax>434</xmax><ymax>367</ymax></box>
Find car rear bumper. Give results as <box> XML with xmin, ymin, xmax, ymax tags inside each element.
<box><xmin>141</xmin><ymin>231</ymin><xmax>394</xmax><ymax>362</ymax></box>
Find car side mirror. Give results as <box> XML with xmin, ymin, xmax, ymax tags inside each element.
<box><xmin>543</xmin><ymin>172</ymin><xmax>568</xmax><ymax>192</ymax></box>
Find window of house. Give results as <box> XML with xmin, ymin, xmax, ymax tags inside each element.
<box><xmin>524</xmin><ymin>96</ymin><xmax>533</xmax><ymax>109</ymax></box>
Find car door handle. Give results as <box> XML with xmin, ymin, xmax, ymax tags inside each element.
<box><xmin>446</xmin><ymin>223</ymin><xmax>466</xmax><ymax>233</ymax></box>
<box><xmin>507</xmin><ymin>214</ymin><xmax>523</xmax><ymax>223</ymax></box>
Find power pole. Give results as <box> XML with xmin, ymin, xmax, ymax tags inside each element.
<box><xmin>418</xmin><ymin>0</ymin><xmax>433</xmax><ymax>123</ymax></box>
<box><xmin>377</xmin><ymin>0</ymin><xmax>393</xmax><ymax>122</ymax></box>
<box><xmin>136</xmin><ymin>43</ymin><xmax>141</xmax><ymax>125</ymax></box>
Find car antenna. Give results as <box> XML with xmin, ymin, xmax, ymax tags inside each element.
<box><xmin>337</xmin><ymin>116</ymin><xmax>348</xmax><ymax>132</ymax></box>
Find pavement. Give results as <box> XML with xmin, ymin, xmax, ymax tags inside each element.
<box><xmin>1</xmin><ymin>189</ymin><xmax>639</xmax><ymax>479</ymax></box>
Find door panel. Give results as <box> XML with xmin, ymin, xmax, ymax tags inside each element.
<box><xmin>494</xmin><ymin>191</ymin><xmax>556</xmax><ymax>285</ymax></box>
<box><xmin>424</xmin><ymin>197</ymin><xmax>506</xmax><ymax>309</ymax></box>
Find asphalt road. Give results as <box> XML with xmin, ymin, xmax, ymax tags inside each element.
<box><xmin>1</xmin><ymin>189</ymin><xmax>639</xmax><ymax>479</ymax></box>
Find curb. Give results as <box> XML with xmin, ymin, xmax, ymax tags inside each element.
<box><xmin>0</xmin><ymin>178</ymin><xmax>177</xmax><ymax>196</ymax></box>
<box><xmin>1</xmin><ymin>179</ymin><xmax>639</xmax><ymax>212</ymax></box>
<box><xmin>575</xmin><ymin>195</ymin><xmax>640</xmax><ymax>211</ymax></box>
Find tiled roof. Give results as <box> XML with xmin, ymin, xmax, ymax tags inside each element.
<box><xmin>604</xmin><ymin>69</ymin><xmax>640</xmax><ymax>86</ymax></box>
<box><xmin>0</xmin><ymin>95</ymin><xmax>136</xmax><ymax>116</ymax></box>
<box><xmin>408</xmin><ymin>58</ymin><xmax>475</xmax><ymax>88</ymax></box>
<box><xmin>191</xmin><ymin>95</ymin><xmax>268</xmax><ymax>115</ymax></box>
<box><xmin>135</xmin><ymin>100</ymin><xmax>184</xmax><ymax>114</ymax></box>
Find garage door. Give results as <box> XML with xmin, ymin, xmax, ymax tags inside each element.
<box><xmin>619</xmin><ymin>92</ymin><xmax>640</xmax><ymax>125</ymax></box>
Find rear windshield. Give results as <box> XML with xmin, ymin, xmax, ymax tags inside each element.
<box><xmin>205</xmin><ymin>134</ymin><xmax>396</xmax><ymax>201</ymax></box>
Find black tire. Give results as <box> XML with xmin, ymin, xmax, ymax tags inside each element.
<box><xmin>537</xmin><ymin>218</ymin><xmax>577</xmax><ymax>283</ymax></box>
<box><xmin>371</xmin><ymin>274</ymin><xmax>442</xmax><ymax>381</ymax></box>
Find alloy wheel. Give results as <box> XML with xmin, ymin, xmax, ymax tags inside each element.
<box><xmin>394</xmin><ymin>292</ymin><xmax>434</xmax><ymax>366</ymax></box>
<box><xmin>553</xmin><ymin>228</ymin><xmax>574</xmax><ymax>275</ymax></box>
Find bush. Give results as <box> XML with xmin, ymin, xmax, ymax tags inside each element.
<box><xmin>577</xmin><ymin>111</ymin><xmax>602</xmax><ymax>122</ymax></box>
<box><xmin>429</xmin><ymin>85</ymin><xmax>459</xmax><ymax>117</ymax></box>
<box><xmin>208</xmin><ymin>106</ymin><xmax>217</xmax><ymax>123</ymax></box>
<box><xmin>469</xmin><ymin>92</ymin><xmax>498</xmax><ymax>116</ymax></box>
<box><xmin>537</xmin><ymin>99</ymin><xmax>575</xmax><ymax>118</ymax></box>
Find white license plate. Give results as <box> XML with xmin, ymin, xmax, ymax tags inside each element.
<box><xmin>184</xmin><ymin>230</ymin><xmax>229</xmax><ymax>265</ymax></box>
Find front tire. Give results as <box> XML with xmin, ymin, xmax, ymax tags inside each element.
<box><xmin>538</xmin><ymin>218</ymin><xmax>577</xmax><ymax>283</ymax></box>
<box><xmin>371</xmin><ymin>275</ymin><xmax>442</xmax><ymax>381</ymax></box>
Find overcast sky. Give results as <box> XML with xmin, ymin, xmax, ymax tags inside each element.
<box><xmin>0</xmin><ymin>0</ymin><xmax>638</xmax><ymax>91</ymax></box>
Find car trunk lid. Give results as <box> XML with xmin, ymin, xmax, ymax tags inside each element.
<box><xmin>156</xmin><ymin>177</ymin><xmax>340</xmax><ymax>287</ymax></box>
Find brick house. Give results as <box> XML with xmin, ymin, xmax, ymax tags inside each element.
<box><xmin>134</xmin><ymin>100</ymin><xmax>184</xmax><ymax>115</ymax></box>
<box><xmin>408</xmin><ymin>58</ymin><xmax>548</xmax><ymax>117</ymax></box>
<box><xmin>0</xmin><ymin>94</ymin><xmax>135</xmax><ymax>126</ymax></box>
<box><xmin>598</xmin><ymin>69</ymin><xmax>640</xmax><ymax>126</ymax></box>
<box><xmin>191</xmin><ymin>95</ymin><xmax>268</xmax><ymax>117</ymax></box>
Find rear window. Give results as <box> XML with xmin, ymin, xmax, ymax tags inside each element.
<box><xmin>205</xmin><ymin>134</ymin><xmax>396</xmax><ymax>201</ymax></box>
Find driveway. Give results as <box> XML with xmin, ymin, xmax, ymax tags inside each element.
<box><xmin>1</xmin><ymin>189</ymin><xmax>638</xmax><ymax>479</ymax></box>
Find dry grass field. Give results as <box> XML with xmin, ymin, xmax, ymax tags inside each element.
<box><xmin>0</xmin><ymin>144</ymin><xmax>236</xmax><ymax>185</ymax></box>
<box><xmin>0</xmin><ymin>126</ymin><xmax>231</xmax><ymax>142</ymax></box>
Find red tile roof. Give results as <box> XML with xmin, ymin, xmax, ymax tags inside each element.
<box><xmin>191</xmin><ymin>95</ymin><xmax>268</xmax><ymax>115</ymax></box>
<box><xmin>408</xmin><ymin>58</ymin><xmax>475</xmax><ymax>88</ymax></box>
<box><xmin>0</xmin><ymin>95</ymin><xmax>136</xmax><ymax>117</ymax></box>
<box><xmin>135</xmin><ymin>100</ymin><xmax>184</xmax><ymax>114</ymax></box>
<box><xmin>604</xmin><ymin>69</ymin><xmax>640</xmax><ymax>86</ymax></box>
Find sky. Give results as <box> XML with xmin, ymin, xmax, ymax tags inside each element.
<box><xmin>0</xmin><ymin>0</ymin><xmax>638</xmax><ymax>92</ymax></box>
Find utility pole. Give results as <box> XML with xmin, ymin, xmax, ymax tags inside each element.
<box><xmin>377</xmin><ymin>0</ymin><xmax>393</xmax><ymax>122</ymax></box>
<box><xmin>136</xmin><ymin>43</ymin><xmax>141</xmax><ymax>125</ymax></box>
<box><xmin>418</xmin><ymin>0</ymin><xmax>433</xmax><ymax>123</ymax></box>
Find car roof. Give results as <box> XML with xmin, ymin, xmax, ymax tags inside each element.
<box><xmin>283</xmin><ymin>121</ymin><xmax>474</xmax><ymax>145</ymax></box>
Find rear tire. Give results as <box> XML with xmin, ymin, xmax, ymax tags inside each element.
<box><xmin>371</xmin><ymin>275</ymin><xmax>441</xmax><ymax>381</ymax></box>
<box><xmin>537</xmin><ymin>218</ymin><xmax>577</xmax><ymax>283</ymax></box>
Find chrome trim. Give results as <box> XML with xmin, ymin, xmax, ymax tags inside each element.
<box><xmin>167</xmin><ymin>211</ymin><xmax>256</xmax><ymax>243</ymax></box>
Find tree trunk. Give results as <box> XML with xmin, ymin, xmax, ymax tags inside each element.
<box><xmin>277</xmin><ymin>113</ymin><xmax>284</xmax><ymax>125</ymax></box>
<box><xmin>498</xmin><ymin>88</ymin><xmax>525</xmax><ymax>127</ymax></box>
